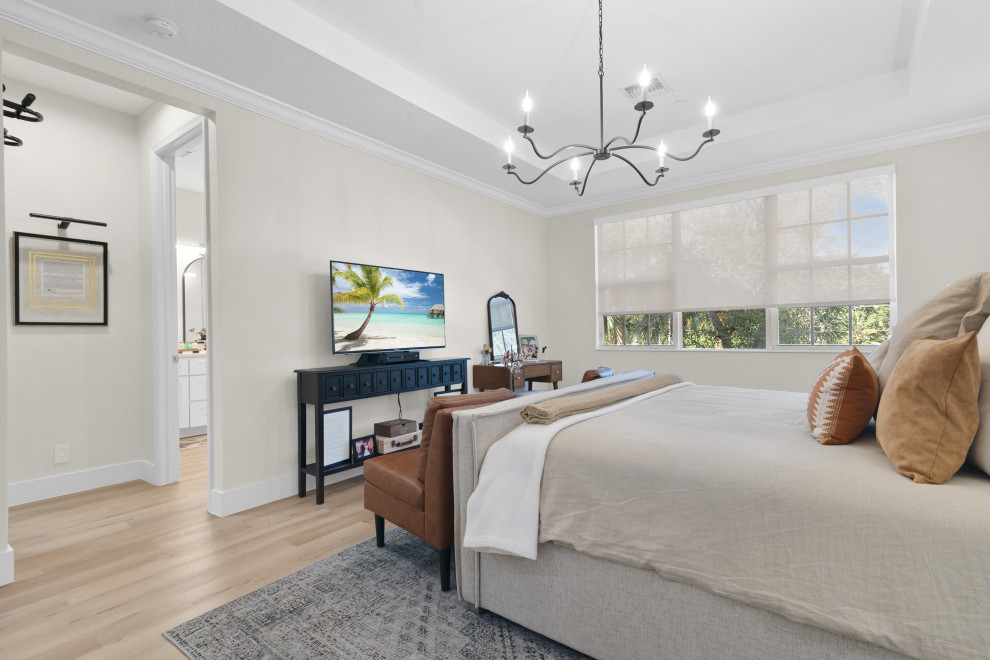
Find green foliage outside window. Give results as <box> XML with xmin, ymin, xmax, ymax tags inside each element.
<box><xmin>603</xmin><ymin>313</ymin><xmax>672</xmax><ymax>346</ymax></box>
<box><xmin>604</xmin><ymin>304</ymin><xmax>889</xmax><ymax>349</ymax></box>
<box><xmin>777</xmin><ymin>304</ymin><xmax>890</xmax><ymax>346</ymax></box>
<box><xmin>683</xmin><ymin>310</ymin><xmax>766</xmax><ymax>349</ymax></box>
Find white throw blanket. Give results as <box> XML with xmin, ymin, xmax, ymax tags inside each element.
<box><xmin>463</xmin><ymin>380</ymin><xmax>691</xmax><ymax>559</ymax></box>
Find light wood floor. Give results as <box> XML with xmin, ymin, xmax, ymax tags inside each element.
<box><xmin>1</xmin><ymin>447</ymin><xmax>380</xmax><ymax>659</ymax></box>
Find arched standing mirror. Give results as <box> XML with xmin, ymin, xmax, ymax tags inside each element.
<box><xmin>488</xmin><ymin>291</ymin><xmax>519</xmax><ymax>358</ymax></box>
<box><xmin>182</xmin><ymin>256</ymin><xmax>206</xmax><ymax>343</ymax></box>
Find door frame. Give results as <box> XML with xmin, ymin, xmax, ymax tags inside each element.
<box><xmin>150</xmin><ymin>118</ymin><xmax>208</xmax><ymax>487</ymax></box>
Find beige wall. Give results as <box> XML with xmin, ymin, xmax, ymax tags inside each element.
<box><xmin>0</xmin><ymin>20</ymin><xmax>548</xmax><ymax>533</ymax></box>
<box><xmin>3</xmin><ymin>77</ymin><xmax>149</xmax><ymax>483</ymax></box>
<box><xmin>547</xmin><ymin>131</ymin><xmax>990</xmax><ymax>392</ymax></box>
<box><xmin>211</xmin><ymin>108</ymin><xmax>546</xmax><ymax>490</ymax></box>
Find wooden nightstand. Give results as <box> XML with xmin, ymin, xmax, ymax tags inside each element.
<box><xmin>473</xmin><ymin>360</ymin><xmax>562</xmax><ymax>392</ymax></box>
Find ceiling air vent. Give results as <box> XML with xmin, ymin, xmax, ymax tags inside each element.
<box><xmin>621</xmin><ymin>73</ymin><xmax>672</xmax><ymax>103</ymax></box>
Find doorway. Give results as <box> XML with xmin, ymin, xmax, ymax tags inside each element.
<box><xmin>151</xmin><ymin>119</ymin><xmax>211</xmax><ymax>488</ymax></box>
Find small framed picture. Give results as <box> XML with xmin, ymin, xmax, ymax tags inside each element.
<box><xmin>14</xmin><ymin>231</ymin><xmax>108</xmax><ymax>325</ymax></box>
<box><xmin>352</xmin><ymin>434</ymin><xmax>376</xmax><ymax>462</ymax></box>
<box><xmin>519</xmin><ymin>334</ymin><xmax>539</xmax><ymax>358</ymax></box>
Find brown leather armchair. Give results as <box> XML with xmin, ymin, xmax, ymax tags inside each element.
<box><xmin>581</xmin><ymin>366</ymin><xmax>613</xmax><ymax>382</ymax></box>
<box><xmin>363</xmin><ymin>388</ymin><xmax>514</xmax><ymax>591</ymax></box>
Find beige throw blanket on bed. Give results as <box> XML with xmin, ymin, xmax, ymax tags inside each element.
<box><xmin>520</xmin><ymin>373</ymin><xmax>682</xmax><ymax>424</ymax></box>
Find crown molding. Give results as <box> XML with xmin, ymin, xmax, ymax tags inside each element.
<box><xmin>1</xmin><ymin>2</ymin><xmax>986</xmax><ymax>221</ymax></box>
<box><xmin>0</xmin><ymin>1</ymin><xmax>550</xmax><ymax>218</ymax></box>
<box><xmin>546</xmin><ymin>114</ymin><xmax>990</xmax><ymax>218</ymax></box>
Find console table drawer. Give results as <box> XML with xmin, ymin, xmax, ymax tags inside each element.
<box><xmin>322</xmin><ymin>376</ymin><xmax>343</xmax><ymax>399</ymax></box>
<box><xmin>359</xmin><ymin>372</ymin><xmax>374</xmax><ymax>395</ymax></box>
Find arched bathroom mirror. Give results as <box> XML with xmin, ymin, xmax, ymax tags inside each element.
<box><xmin>488</xmin><ymin>291</ymin><xmax>519</xmax><ymax>358</ymax></box>
<box><xmin>181</xmin><ymin>256</ymin><xmax>206</xmax><ymax>343</ymax></box>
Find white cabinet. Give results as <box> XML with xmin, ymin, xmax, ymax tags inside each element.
<box><xmin>178</xmin><ymin>355</ymin><xmax>208</xmax><ymax>436</ymax></box>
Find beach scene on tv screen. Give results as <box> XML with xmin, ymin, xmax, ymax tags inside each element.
<box><xmin>331</xmin><ymin>262</ymin><xmax>445</xmax><ymax>353</ymax></box>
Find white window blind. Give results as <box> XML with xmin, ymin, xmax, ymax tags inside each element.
<box><xmin>596</xmin><ymin>171</ymin><xmax>892</xmax><ymax>314</ymax></box>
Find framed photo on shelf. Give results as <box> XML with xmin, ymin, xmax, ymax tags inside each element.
<box><xmin>322</xmin><ymin>406</ymin><xmax>352</xmax><ymax>468</ymax></box>
<box><xmin>13</xmin><ymin>232</ymin><xmax>108</xmax><ymax>325</ymax></box>
<box><xmin>352</xmin><ymin>434</ymin><xmax>376</xmax><ymax>462</ymax></box>
<box><xmin>519</xmin><ymin>334</ymin><xmax>539</xmax><ymax>358</ymax></box>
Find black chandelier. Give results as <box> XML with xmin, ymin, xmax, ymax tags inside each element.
<box><xmin>502</xmin><ymin>0</ymin><xmax>720</xmax><ymax>196</ymax></box>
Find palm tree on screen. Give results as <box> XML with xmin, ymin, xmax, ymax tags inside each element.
<box><xmin>333</xmin><ymin>264</ymin><xmax>404</xmax><ymax>340</ymax></box>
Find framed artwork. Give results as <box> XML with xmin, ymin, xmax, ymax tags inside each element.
<box><xmin>352</xmin><ymin>434</ymin><xmax>376</xmax><ymax>462</ymax></box>
<box><xmin>519</xmin><ymin>334</ymin><xmax>540</xmax><ymax>357</ymax></box>
<box><xmin>322</xmin><ymin>406</ymin><xmax>352</xmax><ymax>468</ymax></box>
<box><xmin>14</xmin><ymin>232</ymin><xmax>108</xmax><ymax>325</ymax></box>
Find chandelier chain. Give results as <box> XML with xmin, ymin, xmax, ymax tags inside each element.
<box><xmin>598</xmin><ymin>0</ymin><xmax>604</xmax><ymax>79</ymax></box>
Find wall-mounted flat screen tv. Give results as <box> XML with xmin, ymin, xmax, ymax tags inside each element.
<box><xmin>331</xmin><ymin>261</ymin><xmax>446</xmax><ymax>355</ymax></box>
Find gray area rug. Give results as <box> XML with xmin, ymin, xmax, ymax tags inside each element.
<box><xmin>165</xmin><ymin>528</ymin><xmax>589</xmax><ymax>659</ymax></box>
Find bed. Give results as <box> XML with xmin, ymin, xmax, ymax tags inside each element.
<box><xmin>451</xmin><ymin>371</ymin><xmax>990</xmax><ymax>660</ymax></box>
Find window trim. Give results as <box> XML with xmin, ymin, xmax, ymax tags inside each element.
<box><xmin>594</xmin><ymin>166</ymin><xmax>897</xmax><ymax>352</ymax></box>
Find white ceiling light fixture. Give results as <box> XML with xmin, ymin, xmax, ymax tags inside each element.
<box><xmin>503</xmin><ymin>0</ymin><xmax>720</xmax><ymax>197</ymax></box>
<box><xmin>145</xmin><ymin>16</ymin><xmax>178</xmax><ymax>39</ymax></box>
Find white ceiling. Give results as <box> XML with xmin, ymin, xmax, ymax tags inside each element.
<box><xmin>1</xmin><ymin>0</ymin><xmax>988</xmax><ymax>216</ymax></box>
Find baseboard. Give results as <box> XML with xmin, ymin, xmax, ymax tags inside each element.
<box><xmin>208</xmin><ymin>466</ymin><xmax>363</xmax><ymax>517</ymax></box>
<box><xmin>8</xmin><ymin>460</ymin><xmax>156</xmax><ymax>507</ymax></box>
<box><xmin>0</xmin><ymin>545</ymin><xmax>13</xmax><ymax>586</ymax></box>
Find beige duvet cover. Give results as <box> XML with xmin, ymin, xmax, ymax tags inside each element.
<box><xmin>538</xmin><ymin>385</ymin><xmax>990</xmax><ymax>660</ymax></box>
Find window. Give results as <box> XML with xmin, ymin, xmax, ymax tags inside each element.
<box><xmin>595</xmin><ymin>168</ymin><xmax>893</xmax><ymax>350</ymax></box>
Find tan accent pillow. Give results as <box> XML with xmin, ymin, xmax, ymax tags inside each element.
<box><xmin>870</xmin><ymin>272</ymin><xmax>990</xmax><ymax>396</ymax></box>
<box><xmin>807</xmin><ymin>347</ymin><xmax>879</xmax><ymax>445</ymax></box>
<box><xmin>877</xmin><ymin>332</ymin><xmax>981</xmax><ymax>484</ymax></box>
<box><xmin>967</xmin><ymin>321</ymin><xmax>990</xmax><ymax>476</ymax></box>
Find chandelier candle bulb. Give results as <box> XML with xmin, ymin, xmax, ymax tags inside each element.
<box><xmin>522</xmin><ymin>91</ymin><xmax>533</xmax><ymax>127</ymax></box>
<box><xmin>570</xmin><ymin>157</ymin><xmax>581</xmax><ymax>180</ymax></box>
<box><xmin>639</xmin><ymin>65</ymin><xmax>650</xmax><ymax>102</ymax></box>
<box><xmin>505</xmin><ymin>138</ymin><xmax>514</xmax><ymax>165</ymax></box>
<box><xmin>658</xmin><ymin>140</ymin><xmax>666</xmax><ymax>167</ymax></box>
<box><xmin>705</xmin><ymin>97</ymin><xmax>716</xmax><ymax>130</ymax></box>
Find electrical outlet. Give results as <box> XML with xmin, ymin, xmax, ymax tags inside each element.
<box><xmin>54</xmin><ymin>443</ymin><xmax>69</xmax><ymax>464</ymax></box>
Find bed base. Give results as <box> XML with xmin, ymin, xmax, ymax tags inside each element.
<box><xmin>452</xmin><ymin>373</ymin><xmax>909</xmax><ymax>660</ymax></box>
<box><xmin>475</xmin><ymin>542</ymin><xmax>907</xmax><ymax>660</ymax></box>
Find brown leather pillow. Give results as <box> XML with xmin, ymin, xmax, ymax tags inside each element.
<box><xmin>417</xmin><ymin>389</ymin><xmax>514</xmax><ymax>481</ymax></box>
<box><xmin>877</xmin><ymin>332</ymin><xmax>981</xmax><ymax>484</ymax></box>
<box><xmin>807</xmin><ymin>347</ymin><xmax>879</xmax><ymax>445</ymax></box>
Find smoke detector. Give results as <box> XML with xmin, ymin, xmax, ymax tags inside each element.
<box><xmin>621</xmin><ymin>73</ymin><xmax>672</xmax><ymax>103</ymax></box>
<box><xmin>145</xmin><ymin>16</ymin><xmax>178</xmax><ymax>39</ymax></box>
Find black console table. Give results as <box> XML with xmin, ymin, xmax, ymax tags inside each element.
<box><xmin>295</xmin><ymin>358</ymin><xmax>468</xmax><ymax>504</ymax></box>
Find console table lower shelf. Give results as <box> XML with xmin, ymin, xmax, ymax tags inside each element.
<box><xmin>295</xmin><ymin>358</ymin><xmax>468</xmax><ymax>504</ymax></box>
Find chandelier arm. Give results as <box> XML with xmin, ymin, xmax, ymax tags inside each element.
<box><xmin>612</xmin><ymin>136</ymin><xmax>716</xmax><ymax>163</ymax></box>
<box><xmin>603</xmin><ymin>109</ymin><xmax>649</xmax><ymax>150</ymax></box>
<box><xmin>610</xmin><ymin>153</ymin><xmax>662</xmax><ymax>187</ymax></box>
<box><xmin>508</xmin><ymin>151</ymin><xmax>596</xmax><ymax>186</ymax></box>
<box><xmin>577</xmin><ymin>156</ymin><xmax>601</xmax><ymax>197</ymax></box>
<box><xmin>522</xmin><ymin>133</ymin><xmax>598</xmax><ymax>160</ymax></box>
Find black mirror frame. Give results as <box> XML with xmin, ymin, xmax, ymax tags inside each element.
<box><xmin>487</xmin><ymin>290</ymin><xmax>519</xmax><ymax>357</ymax></box>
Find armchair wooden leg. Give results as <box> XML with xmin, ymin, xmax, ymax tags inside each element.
<box><xmin>440</xmin><ymin>547</ymin><xmax>451</xmax><ymax>592</ymax></box>
<box><xmin>375</xmin><ymin>514</ymin><xmax>385</xmax><ymax>547</ymax></box>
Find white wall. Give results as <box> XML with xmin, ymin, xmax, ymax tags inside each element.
<box><xmin>3</xmin><ymin>77</ymin><xmax>151</xmax><ymax>488</ymax></box>
<box><xmin>546</xmin><ymin>131</ymin><xmax>990</xmax><ymax>392</ymax></box>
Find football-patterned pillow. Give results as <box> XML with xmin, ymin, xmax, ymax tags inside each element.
<box><xmin>807</xmin><ymin>347</ymin><xmax>879</xmax><ymax>445</ymax></box>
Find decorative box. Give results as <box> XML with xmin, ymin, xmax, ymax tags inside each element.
<box><xmin>375</xmin><ymin>430</ymin><xmax>422</xmax><ymax>454</ymax></box>
<box><xmin>374</xmin><ymin>418</ymin><xmax>418</xmax><ymax>437</ymax></box>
